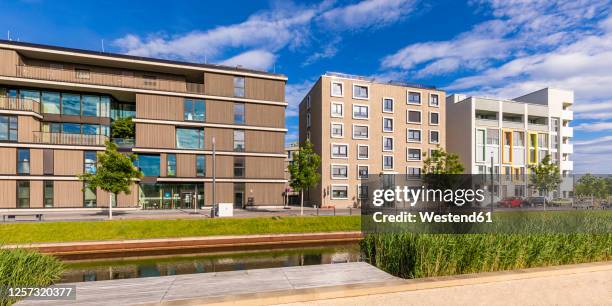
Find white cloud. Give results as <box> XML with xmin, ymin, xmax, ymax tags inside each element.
<box><xmin>285</xmin><ymin>79</ymin><xmax>315</xmax><ymax>117</ymax></box>
<box><xmin>319</xmin><ymin>0</ymin><xmax>419</xmax><ymax>30</ymax></box>
<box><xmin>575</xmin><ymin>121</ymin><xmax>612</xmax><ymax>132</ymax></box>
<box><xmin>219</xmin><ymin>50</ymin><xmax>277</xmax><ymax>71</ymax></box>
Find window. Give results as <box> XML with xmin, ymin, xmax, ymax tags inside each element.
<box><xmin>17</xmin><ymin>181</ymin><xmax>30</xmax><ymax>208</ymax></box>
<box><xmin>353</xmin><ymin>125</ymin><xmax>369</xmax><ymax>139</ymax></box>
<box><xmin>61</xmin><ymin>93</ymin><xmax>81</xmax><ymax>115</ymax></box>
<box><xmin>82</xmin><ymin>95</ymin><xmax>100</xmax><ymax>117</ymax></box>
<box><xmin>383</xmin><ymin>155</ymin><xmax>394</xmax><ymax>170</ymax></box>
<box><xmin>184</xmin><ymin>99</ymin><xmax>206</xmax><ymax>121</ymax></box>
<box><xmin>331</xmin><ymin>165</ymin><xmax>348</xmax><ymax>179</ymax></box>
<box><xmin>407</xmin><ymin>129</ymin><xmax>421</xmax><ymax>142</ymax></box>
<box><xmin>0</xmin><ymin>115</ymin><xmax>18</xmax><ymax>141</ymax></box>
<box><xmin>138</xmin><ymin>154</ymin><xmax>161</xmax><ymax>177</ymax></box>
<box><xmin>143</xmin><ymin>75</ymin><xmax>157</xmax><ymax>87</ymax></box>
<box><xmin>82</xmin><ymin>124</ymin><xmax>99</xmax><ymax>135</ymax></box>
<box><xmin>100</xmin><ymin>96</ymin><xmax>110</xmax><ymax>117</ymax></box>
<box><xmin>234</xmin><ymin>157</ymin><xmax>245</xmax><ymax>177</ymax></box>
<box><xmin>43</xmin><ymin>181</ymin><xmax>53</xmax><ymax>208</ymax></box>
<box><xmin>17</xmin><ymin>149</ymin><xmax>30</xmax><ymax>175</ymax></box>
<box><xmin>430</xmin><ymin>130</ymin><xmax>440</xmax><ymax>144</ymax></box>
<box><xmin>167</xmin><ymin>154</ymin><xmax>176</xmax><ymax>177</ymax></box>
<box><xmin>196</xmin><ymin>155</ymin><xmax>206</xmax><ymax>177</ymax></box>
<box><xmin>429</xmin><ymin>94</ymin><xmax>439</xmax><ymax>107</ymax></box>
<box><xmin>503</xmin><ymin>131</ymin><xmax>513</xmax><ymax>163</ymax></box>
<box><xmin>306</xmin><ymin>113</ymin><xmax>311</xmax><ymax>127</ymax></box>
<box><xmin>408</xmin><ymin>92</ymin><xmax>421</xmax><ymax>104</ymax></box>
<box><xmin>234</xmin><ymin>76</ymin><xmax>245</xmax><ymax>97</ymax></box>
<box><xmin>84</xmin><ymin>151</ymin><xmax>97</xmax><ymax>174</ymax></box>
<box><xmin>42</xmin><ymin>92</ymin><xmax>60</xmax><ymax>114</ymax></box>
<box><xmin>430</xmin><ymin>112</ymin><xmax>439</xmax><ymax>125</ymax></box>
<box><xmin>233</xmin><ymin>130</ymin><xmax>245</xmax><ymax>152</ymax></box>
<box><xmin>331</xmin><ymin>123</ymin><xmax>343</xmax><ymax>138</ymax></box>
<box><xmin>331</xmin><ymin>144</ymin><xmax>348</xmax><ymax>158</ymax></box>
<box><xmin>407</xmin><ymin>167</ymin><xmax>421</xmax><ymax>176</ymax></box>
<box><xmin>383</xmin><ymin>137</ymin><xmax>393</xmax><ymax>151</ymax></box>
<box><xmin>84</xmin><ymin>182</ymin><xmax>97</xmax><ymax>208</ymax></box>
<box><xmin>331</xmin><ymin>185</ymin><xmax>348</xmax><ymax>199</ymax></box>
<box><xmin>331</xmin><ymin>81</ymin><xmax>343</xmax><ymax>97</ymax></box>
<box><xmin>353</xmin><ymin>84</ymin><xmax>369</xmax><ymax>99</ymax></box>
<box><xmin>358</xmin><ymin>185</ymin><xmax>368</xmax><ymax>199</ymax></box>
<box><xmin>63</xmin><ymin>123</ymin><xmax>81</xmax><ymax>134</ymax></box>
<box><xmin>476</xmin><ymin>129</ymin><xmax>486</xmax><ymax>162</ymax></box>
<box><xmin>408</xmin><ymin>148</ymin><xmax>421</xmax><ymax>161</ymax></box>
<box><xmin>352</xmin><ymin>104</ymin><xmax>369</xmax><ymax>119</ymax></box>
<box><xmin>234</xmin><ymin>103</ymin><xmax>245</xmax><ymax>124</ymax></box>
<box><xmin>383</xmin><ymin>98</ymin><xmax>394</xmax><ymax>113</ymax></box>
<box><xmin>383</xmin><ymin>118</ymin><xmax>393</xmax><ymax>132</ymax></box>
<box><xmin>75</xmin><ymin>68</ymin><xmax>90</xmax><ymax>79</ymax></box>
<box><xmin>358</xmin><ymin>165</ymin><xmax>369</xmax><ymax>179</ymax></box>
<box><xmin>331</xmin><ymin>102</ymin><xmax>343</xmax><ymax>117</ymax></box>
<box><xmin>19</xmin><ymin>90</ymin><xmax>40</xmax><ymax>103</ymax></box>
<box><xmin>176</xmin><ymin>128</ymin><xmax>204</xmax><ymax>149</ymax></box>
<box><xmin>305</xmin><ymin>95</ymin><xmax>311</xmax><ymax>109</ymax></box>
<box><xmin>407</xmin><ymin>110</ymin><xmax>421</xmax><ymax>123</ymax></box>
<box><xmin>487</xmin><ymin>129</ymin><xmax>499</xmax><ymax>145</ymax></box>
<box><xmin>357</xmin><ymin>145</ymin><xmax>369</xmax><ymax>159</ymax></box>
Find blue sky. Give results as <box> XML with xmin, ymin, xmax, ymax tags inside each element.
<box><xmin>1</xmin><ymin>0</ymin><xmax>611</xmax><ymax>173</ymax></box>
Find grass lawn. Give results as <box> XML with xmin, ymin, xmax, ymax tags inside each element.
<box><xmin>0</xmin><ymin>216</ymin><xmax>361</xmax><ymax>244</ymax></box>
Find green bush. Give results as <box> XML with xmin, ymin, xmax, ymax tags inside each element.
<box><xmin>0</xmin><ymin>249</ymin><xmax>64</xmax><ymax>306</ymax></box>
<box><xmin>361</xmin><ymin>233</ymin><xmax>611</xmax><ymax>279</ymax></box>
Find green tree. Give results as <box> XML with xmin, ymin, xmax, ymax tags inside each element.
<box><xmin>78</xmin><ymin>141</ymin><xmax>142</xmax><ymax>219</ymax></box>
<box><xmin>288</xmin><ymin>140</ymin><xmax>321</xmax><ymax>215</ymax></box>
<box><xmin>111</xmin><ymin>117</ymin><xmax>135</xmax><ymax>139</ymax></box>
<box><xmin>529</xmin><ymin>154</ymin><xmax>562</xmax><ymax>202</ymax></box>
<box><xmin>575</xmin><ymin>174</ymin><xmax>611</xmax><ymax>199</ymax></box>
<box><xmin>422</xmin><ymin>146</ymin><xmax>465</xmax><ymax>174</ymax></box>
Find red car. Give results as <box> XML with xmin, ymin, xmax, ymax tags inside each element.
<box><xmin>498</xmin><ymin>197</ymin><xmax>525</xmax><ymax>208</ymax></box>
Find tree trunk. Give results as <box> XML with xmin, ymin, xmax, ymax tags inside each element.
<box><xmin>300</xmin><ymin>190</ymin><xmax>304</xmax><ymax>216</ymax></box>
<box><xmin>109</xmin><ymin>192</ymin><xmax>113</xmax><ymax>220</ymax></box>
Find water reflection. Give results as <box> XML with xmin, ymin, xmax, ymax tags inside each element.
<box><xmin>60</xmin><ymin>243</ymin><xmax>360</xmax><ymax>283</ymax></box>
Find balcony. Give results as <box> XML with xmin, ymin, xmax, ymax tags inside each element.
<box><xmin>561</xmin><ymin>126</ymin><xmax>573</xmax><ymax>137</ymax></box>
<box><xmin>561</xmin><ymin>143</ymin><xmax>573</xmax><ymax>154</ymax></box>
<box><xmin>33</xmin><ymin>132</ymin><xmax>107</xmax><ymax>146</ymax></box>
<box><xmin>475</xmin><ymin>118</ymin><xmax>499</xmax><ymax>127</ymax></box>
<box><xmin>0</xmin><ymin>97</ymin><xmax>40</xmax><ymax>113</ymax></box>
<box><xmin>560</xmin><ymin>160</ymin><xmax>573</xmax><ymax>171</ymax></box>
<box><xmin>561</xmin><ymin>110</ymin><xmax>573</xmax><ymax>121</ymax></box>
<box><xmin>12</xmin><ymin>65</ymin><xmax>204</xmax><ymax>94</ymax></box>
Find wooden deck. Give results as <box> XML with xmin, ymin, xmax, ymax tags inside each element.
<box><xmin>19</xmin><ymin>262</ymin><xmax>397</xmax><ymax>305</ymax></box>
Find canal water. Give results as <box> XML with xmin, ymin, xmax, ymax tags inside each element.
<box><xmin>59</xmin><ymin>243</ymin><xmax>361</xmax><ymax>283</ymax></box>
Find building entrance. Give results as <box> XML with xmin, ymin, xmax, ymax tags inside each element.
<box><xmin>140</xmin><ymin>183</ymin><xmax>204</xmax><ymax>209</ymax></box>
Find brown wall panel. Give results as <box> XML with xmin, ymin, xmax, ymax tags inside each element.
<box><xmin>245</xmin><ymin>131</ymin><xmax>284</xmax><ymax>153</ymax></box>
<box><xmin>245</xmin><ymin>103</ymin><xmax>285</xmax><ymax>128</ymax></box>
<box><xmin>246</xmin><ymin>183</ymin><xmax>284</xmax><ymax>205</ymax></box>
<box><xmin>245</xmin><ymin>157</ymin><xmax>285</xmax><ymax>179</ymax></box>
<box><xmin>53</xmin><ymin>150</ymin><xmax>83</xmax><ymax>175</ymax></box>
<box><xmin>18</xmin><ymin>116</ymin><xmax>39</xmax><ymax>142</ymax></box>
<box><xmin>135</xmin><ymin>123</ymin><xmax>175</xmax><ymax>148</ymax></box>
<box><xmin>204</xmin><ymin>73</ymin><xmax>234</xmax><ymax>97</ymax></box>
<box><xmin>205</xmin><ymin>128</ymin><xmax>233</xmax><ymax>151</ymax></box>
<box><xmin>136</xmin><ymin>94</ymin><xmax>183</xmax><ymax>121</ymax></box>
<box><xmin>54</xmin><ymin>181</ymin><xmax>83</xmax><ymax>207</ymax></box>
<box><xmin>0</xmin><ymin>49</ymin><xmax>19</xmax><ymax>76</ymax></box>
<box><xmin>204</xmin><ymin>182</ymin><xmax>233</xmax><ymax>204</ymax></box>
<box><xmin>205</xmin><ymin>100</ymin><xmax>233</xmax><ymax>124</ymax></box>
<box><xmin>205</xmin><ymin>155</ymin><xmax>233</xmax><ymax>178</ymax></box>
<box><xmin>30</xmin><ymin>180</ymin><xmax>43</xmax><ymax>208</ymax></box>
<box><xmin>0</xmin><ymin>180</ymin><xmax>16</xmax><ymax>208</ymax></box>
<box><xmin>177</xmin><ymin>154</ymin><xmax>196</xmax><ymax>177</ymax></box>
<box><xmin>0</xmin><ymin>148</ymin><xmax>16</xmax><ymax>174</ymax></box>
<box><xmin>245</xmin><ymin>77</ymin><xmax>285</xmax><ymax>102</ymax></box>
<box><xmin>159</xmin><ymin>153</ymin><xmax>167</xmax><ymax>177</ymax></box>
<box><xmin>30</xmin><ymin>149</ymin><xmax>43</xmax><ymax>175</ymax></box>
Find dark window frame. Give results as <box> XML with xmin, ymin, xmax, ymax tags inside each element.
<box><xmin>17</xmin><ymin>148</ymin><xmax>30</xmax><ymax>175</ymax></box>
<box><xmin>16</xmin><ymin>180</ymin><xmax>30</xmax><ymax>208</ymax></box>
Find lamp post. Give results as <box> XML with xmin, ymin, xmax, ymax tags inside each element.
<box><xmin>212</xmin><ymin>137</ymin><xmax>216</xmax><ymax>218</ymax></box>
<box><xmin>490</xmin><ymin>150</ymin><xmax>494</xmax><ymax>213</ymax></box>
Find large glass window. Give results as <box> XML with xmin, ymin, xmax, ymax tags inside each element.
<box><xmin>84</xmin><ymin>151</ymin><xmax>97</xmax><ymax>174</ymax></box>
<box><xmin>19</xmin><ymin>90</ymin><xmax>40</xmax><ymax>103</ymax></box>
<box><xmin>82</xmin><ymin>95</ymin><xmax>100</xmax><ymax>117</ymax></box>
<box><xmin>233</xmin><ymin>130</ymin><xmax>245</xmax><ymax>152</ymax></box>
<box><xmin>82</xmin><ymin>124</ymin><xmax>99</xmax><ymax>135</ymax></box>
<box><xmin>43</xmin><ymin>181</ymin><xmax>53</xmax><ymax>208</ymax></box>
<box><xmin>0</xmin><ymin>115</ymin><xmax>17</xmax><ymax>141</ymax></box>
<box><xmin>61</xmin><ymin>93</ymin><xmax>81</xmax><ymax>115</ymax></box>
<box><xmin>100</xmin><ymin>96</ymin><xmax>110</xmax><ymax>117</ymax></box>
<box><xmin>476</xmin><ymin>129</ymin><xmax>485</xmax><ymax>162</ymax></box>
<box><xmin>84</xmin><ymin>183</ymin><xmax>97</xmax><ymax>208</ymax></box>
<box><xmin>196</xmin><ymin>155</ymin><xmax>206</xmax><ymax>177</ymax></box>
<box><xmin>17</xmin><ymin>149</ymin><xmax>30</xmax><ymax>175</ymax></box>
<box><xmin>17</xmin><ymin>181</ymin><xmax>30</xmax><ymax>208</ymax></box>
<box><xmin>138</xmin><ymin>154</ymin><xmax>160</xmax><ymax>177</ymax></box>
<box><xmin>62</xmin><ymin>123</ymin><xmax>81</xmax><ymax>134</ymax></box>
<box><xmin>234</xmin><ymin>77</ymin><xmax>245</xmax><ymax>97</ymax></box>
<box><xmin>184</xmin><ymin>99</ymin><xmax>206</xmax><ymax>121</ymax></box>
<box><xmin>234</xmin><ymin>157</ymin><xmax>245</xmax><ymax>177</ymax></box>
<box><xmin>176</xmin><ymin>128</ymin><xmax>204</xmax><ymax>149</ymax></box>
<box><xmin>234</xmin><ymin>103</ymin><xmax>245</xmax><ymax>124</ymax></box>
<box><xmin>42</xmin><ymin>92</ymin><xmax>60</xmax><ymax>114</ymax></box>
<box><xmin>167</xmin><ymin>154</ymin><xmax>176</xmax><ymax>177</ymax></box>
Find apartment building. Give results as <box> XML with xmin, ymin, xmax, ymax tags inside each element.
<box><xmin>0</xmin><ymin>40</ymin><xmax>287</xmax><ymax>209</ymax></box>
<box><xmin>299</xmin><ymin>72</ymin><xmax>446</xmax><ymax>208</ymax></box>
<box><xmin>446</xmin><ymin>88</ymin><xmax>573</xmax><ymax>198</ymax></box>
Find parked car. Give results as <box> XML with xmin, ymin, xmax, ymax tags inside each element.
<box><xmin>498</xmin><ymin>197</ymin><xmax>525</xmax><ymax>208</ymax></box>
<box><xmin>527</xmin><ymin>196</ymin><xmax>548</xmax><ymax>207</ymax></box>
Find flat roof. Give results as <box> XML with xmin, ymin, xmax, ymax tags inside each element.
<box><xmin>324</xmin><ymin>71</ymin><xmax>440</xmax><ymax>91</ymax></box>
<box><xmin>0</xmin><ymin>39</ymin><xmax>287</xmax><ymax>80</ymax></box>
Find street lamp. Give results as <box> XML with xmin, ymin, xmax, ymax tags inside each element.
<box><xmin>490</xmin><ymin>149</ymin><xmax>495</xmax><ymax>213</ymax></box>
<box><xmin>212</xmin><ymin>136</ymin><xmax>216</xmax><ymax>218</ymax></box>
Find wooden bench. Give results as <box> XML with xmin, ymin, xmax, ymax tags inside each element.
<box><xmin>2</xmin><ymin>213</ymin><xmax>43</xmax><ymax>222</ymax></box>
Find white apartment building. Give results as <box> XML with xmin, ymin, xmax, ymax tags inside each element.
<box><xmin>446</xmin><ymin>88</ymin><xmax>574</xmax><ymax>198</ymax></box>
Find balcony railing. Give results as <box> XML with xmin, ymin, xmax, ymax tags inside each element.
<box><xmin>112</xmin><ymin>138</ymin><xmax>135</xmax><ymax>148</ymax></box>
<box><xmin>0</xmin><ymin>97</ymin><xmax>40</xmax><ymax>113</ymax></box>
<box><xmin>14</xmin><ymin>65</ymin><xmax>204</xmax><ymax>94</ymax></box>
<box><xmin>33</xmin><ymin>132</ymin><xmax>108</xmax><ymax>146</ymax></box>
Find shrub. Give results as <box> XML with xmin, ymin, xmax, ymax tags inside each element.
<box><xmin>361</xmin><ymin>233</ymin><xmax>611</xmax><ymax>279</ymax></box>
<box><xmin>0</xmin><ymin>249</ymin><xmax>64</xmax><ymax>305</ymax></box>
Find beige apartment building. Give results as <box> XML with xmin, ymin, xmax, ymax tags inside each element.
<box><xmin>299</xmin><ymin>72</ymin><xmax>446</xmax><ymax>208</ymax></box>
<box><xmin>0</xmin><ymin>40</ymin><xmax>287</xmax><ymax>209</ymax></box>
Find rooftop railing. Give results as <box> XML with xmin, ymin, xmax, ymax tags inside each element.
<box><xmin>13</xmin><ymin>65</ymin><xmax>204</xmax><ymax>94</ymax></box>
<box><xmin>0</xmin><ymin>97</ymin><xmax>40</xmax><ymax>113</ymax></box>
<box><xmin>33</xmin><ymin>131</ymin><xmax>108</xmax><ymax>146</ymax></box>
<box><xmin>324</xmin><ymin>71</ymin><xmax>437</xmax><ymax>90</ymax></box>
